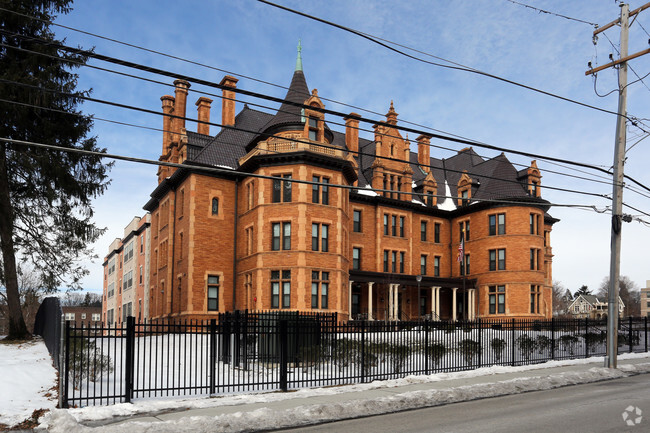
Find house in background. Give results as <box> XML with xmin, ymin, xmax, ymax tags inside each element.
<box><xmin>641</xmin><ymin>280</ymin><xmax>650</xmax><ymax>318</ymax></box>
<box><xmin>105</xmin><ymin>49</ymin><xmax>559</xmax><ymax>322</ymax></box>
<box><xmin>102</xmin><ymin>215</ymin><xmax>151</xmax><ymax>326</ymax></box>
<box><xmin>567</xmin><ymin>294</ymin><xmax>624</xmax><ymax>319</ymax></box>
<box><xmin>62</xmin><ymin>306</ymin><xmax>102</xmax><ymax>326</ymax></box>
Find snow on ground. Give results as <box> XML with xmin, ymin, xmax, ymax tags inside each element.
<box><xmin>0</xmin><ymin>336</ymin><xmax>58</xmax><ymax>428</ymax></box>
<box><xmin>35</xmin><ymin>352</ymin><xmax>650</xmax><ymax>433</ymax></box>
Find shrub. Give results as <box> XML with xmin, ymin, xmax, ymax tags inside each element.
<box><xmin>69</xmin><ymin>337</ymin><xmax>113</xmax><ymax>388</ymax></box>
<box><xmin>536</xmin><ymin>335</ymin><xmax>551</xmax><ymax>355</ymax></box>
<box><xmin>516</xmin><ymin>335</ymin><xmax>537</xmax><ymax>361</ymax></box>
<box><xmin>459</xmin><ymin>339</ymin><xmax>481</xmax><ymax>366</ymax></box>
<box><xmin>584</xmin><ymin>332</ymin><xmax>605</xmax><ymax>352</ymax></box>
<box><xmin>332</xmin><ymin>338</ymin><xmax>357</xmax><ymax>372</ymax></box>
<box><xmin>490</xmin><ymin>338</ymin><xmax>506</xmax><ymax>363</ymax></box>
<box><xmin>386</xmin><ymin>344</ymin><xmax>411</xmax><ymax>374</ymax></box>
<box><xmin>559</xmin><ymin>334</ymin><xmax>579</xmax><ymax>355</ymax></box>
<box><xmin>298</xmin><ymin>344</ymin><xmax>324</xmax><ymax>372</ymax></box>
<box><xmin>427</xmin><ymin>343</ymin><xmax>446</xmax><ymax>367</ymax></box>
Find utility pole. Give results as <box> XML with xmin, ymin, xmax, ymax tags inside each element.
<box><xmin>586</xmin><ymin>2</ymin><xmax>650</xmax><ymax>368</ymax></box>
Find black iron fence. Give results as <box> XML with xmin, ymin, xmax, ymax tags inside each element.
<box><xmin>62</xmin><ymin>315</ymin><xmax>649</xmax><ymax>408</ymax></box>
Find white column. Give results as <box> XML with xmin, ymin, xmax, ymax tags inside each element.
<box><xmin>433</xmin><ymin>286</ymin><xmax>441</xmax><ymax>321</ymax></box>
<box><xmin>468</xmin><ymin>289</ymin><xmax>475</xmax><ymax>320</ymax></box>
<box><xmin>368</xmin><ymin>282</ymin><xmax>374</xmax><ymax>320</ymax></box>
<box><xmin>349</xmin><ymin>281</ymin><xmax>353</xmax><ymax>320</ymax></box>
<box><xmin>388</xmin><ymin>284</ymin><xmax>394</xmax><ymax>321</ymax></box>
<box><xmin>452</xmin><ymin>287</ymin><xmax>458</xmax><ymax>321</ymax></box>
<box><xmin>430</xmin><ymin>287</ymin><xmax>435</xmax><ymax>318</ymax></box>
<box><xmin>393</xmin><ymin>284</ymin><xmax>399</xmax><ymax>320</ymax></box>
<box><xmin>436</xmin><ymin>287</ymin><xmax>441</xmax><ymax>321</ymax></box>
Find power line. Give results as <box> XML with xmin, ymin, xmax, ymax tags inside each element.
<box><xmin>257</xmin><ymin>0</ymin><xmax>626</xmax><ymax>118</ymax></box>
<box><xmin>0</xmin><ymin>79</ymin><xmax>614</xmax><ymax>201</ymax></box>
<box><xmin>504</xmin><ymin>0</ymin><xmax>599</xmax><ymax>27</ymax></box>
<box><xmin>0</xmin><ymin>136</ymin><xmax>628</xmax><ymax>215</ymax></box>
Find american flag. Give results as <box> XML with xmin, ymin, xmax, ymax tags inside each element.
<box><xmin>457</xmin><ymin>238</ymin><xmax>464</xmax><ymax>263</ymax></box>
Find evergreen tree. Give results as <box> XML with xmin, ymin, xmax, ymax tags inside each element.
<box><xmin>0</xmin><ymin>0</ymin><xmax>110</xmax><ymax>340</ymax></box>
<box><xmin>575</xmin><ymin>285</ymin><xmax>591</xmax><ymax>297</ymax></box>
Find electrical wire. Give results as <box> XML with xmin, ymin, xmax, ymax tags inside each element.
<box><xmin>504</xmin><ymin>0</ymin><xmax>599</xmax><ymax>27</ymax></box>
<box><xmin>0</xmin><ymin>135</ymin><xmax>622</xmax><ymax>213</ymax></box>
<box><xmin>0</xmin><ymin>81</ymin><xmax>614</xmax><ymax>201</ymax></box>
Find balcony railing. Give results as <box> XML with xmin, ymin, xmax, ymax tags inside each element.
<box><xmin>239</xmin><ymin>137</ymin><xmax>345</xmax><ymax>166</ymax></box>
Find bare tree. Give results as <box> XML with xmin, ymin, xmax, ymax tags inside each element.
<box><xmin>552</xmin><ymin>281</ymin><xmax>571</xmax><ymax>317</ymax></box>
<box><xmin>0</xmin><ymin>267</ymin><xmax>44</xmax><ymax>333</ymax></box>
<box><xmin>60</xmin><ymin>291</ymin><xmax>102</xmax><ymax>307</ymax></box>
<box><xmin>597</xmin><ymin>275</ymin><xmax>640</xmax><ymax>317</ymax></box>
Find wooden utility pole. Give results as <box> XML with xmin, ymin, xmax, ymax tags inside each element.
<box><xmin>586</xmin><ymin>2</ymin><xmax>650</xmax><ymax>368</ymax></box>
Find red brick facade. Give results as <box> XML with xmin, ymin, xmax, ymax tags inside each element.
<box><xmin>110</xmin><ymin>61</ymin><xmax>557</xmax><ymax>323</ymax></box>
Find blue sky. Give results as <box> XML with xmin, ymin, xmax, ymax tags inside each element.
<box><xmin>50</xmin><ymin>0</ymin><xmax>650</xmax><ymax>295</ymax></box>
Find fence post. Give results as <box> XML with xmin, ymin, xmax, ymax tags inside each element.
<box><xmin>209</xmin><ymin>319</ymin><xmax>216</xmax><ymax>395</ymax></box>
<box><xmin>124</xmin><ymin>316</ymin><xmax>135</xmax><ymax>403</ymax></box>
<box><xmin>234</xmin><ymin>310</ymin><xmax>241</xmax><ymax>368</ymax></box>
<box><xmin>511</xmin><ymin>318</ymin><xmax>516</xmax><ymax>367</ymax></box>
<box><xmin>62</xmin><ymin>320</ymin><xmax>71</xmax><ymax>408</ymax></box>
<box><xmin>629</xmin><ymin>316</ymin><xmax>633</xmax><ymax>353</ymax></box>
<box><xmin>643</xmin><ymin>315</ymin><xmax>648</xmax><ymax>352</ymax></box>
<box><xmin>584</xmin><ymin>317</ymin><xmax>588</xmax><ymax>359</ymax></box>
<box><xmin>550</xmin><ymin>318</ymin><xmax>555</xmax><ymax>360</ymax></box>
<box><xmin>222</xmin><ymin>313</ymin><xmax>231</xmax><ymax>364</ymax></box>
<box><xmin>279</xmin><ymin>319</ymin><xmax>288</xmax><ymax>392</ymax></box>
<box><xmin>477</xmin><ymin>318</ymin><xmax>482</xmax><ymax>369</ymax></box>
<box><xmin>424</xmin><ymin>319</ymin><xmax>430</xmax><ymax>375</ymax></box>
<box><xmin>360</xmin><ymin>320</ymin><xmax>366</xmax><ymax>384</ymax></box>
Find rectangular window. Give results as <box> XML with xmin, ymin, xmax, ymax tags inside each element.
<box><xmin>272</xmin><ymin>175</ymin><xmax>292</xmax><ymax>203</ymax></box>
<box><xmin>530</xmin><ymin>213</ymin><xmax>540</xmax><ymax>235</ymax></box>
<box><xmin>311</xmin><ymin>176</ymin><xmax>330</xmax><ymax>204</ymax></box>
<box><xmin>312</xmin><ymin>223</ymin><xmax>329</xmax><ymax>252</ymax></box>
<box><xmin>311</xmin><ymin>271</ymin><xmax>329</xmax><ymax>309</ymax></box>
<box><xmin>434</xmin><ymin>223</ymin><xmax>440</xmax><ymax>243</ymax></box>
<box><xmin>207</xmin><ymin>275</ymin><xmax>219</xmax><ymax>311</ymax></box>
<box><xmin>92</xmin><ymin>313</ymin><xmax>101</xmax><ymax>321</ymax></box>
<box><xmin>530</xmin><ymin>285</ymin><xmax>541</xmax><ymax>314</ymax></box>
<box><xmin>271</xmin><ymin>270</ymin><xmax>291</xmax><ymax>309</ymax></box>
<box><xmin>271</xmin><ymin>222</ymin><xmax>291</xmax><ymax>251</ymax></box>
<box><xmin>489</xmin><ymin>215</ymin><xmax>496</xmax><ymax>236</ymax></box>
<box><xmin>139</xmin><ymin>266</ymin><xmax>143</xmax><ymax>285</ymax></box>
<box><xmin>283</xmin><ymin>222</ymin><xmax>291</xmax><ymax>250</ymax></box>
<box><xmin>391</xmin><ymin>251</ymin><xmax>397</xmax><ymax>273</ymax></box>
<box><xmin>272</xmin><ymin>223</ymin><xmax>281</xmax><ymax>251</ymax></box>
<box><xmin>391</xmin><ymin>215</ymin><xmax>397</xmax><ymax>236</ymax></box>
<box><xmin>420</xmin><ymin>255</ymin><xmax>427</xmax><ymax>275</ymax></box>
<box><xmin>489</xmin><ymin>285</ymin><xmax>506</xmax><ymax>314</ymax></box>
<box><xmin>489</xmin><ymin>249</ymin><xmax>505</xmax><ymax>271</ymax></box>
<box><xmin>383</xmin><ymin>250</ymin><xmax>389</xmax><ymax>272</ymax></box>
<box><xmin>465</xmin><ymin>254</ymin><xmax>470</xmax><ymax>275</ymax></box>
<box><xmin>399</xmin><ymin>216</ymin><xmax>405</xmax><ymax>237</ymax></box>
<box><xmin>308</xmin><ymin>116</ymin><xmax>319</xmax><ymax>141</ymax></box>
<box><xmin>399</xmin><ymin>252</ymin><xmax>405</xmax><ymax>273</ymax></box>
<box><xmin>211</xmin><ymin>197</ymin><xmax>219</xmax><ymax>215</ymax></box>
<box><xmin>498</xmin><ymin>214</ymin><xmax>506</xmax><ymax>235</ymax></box>
<box><xmin>530</xmin><ymin>249</ymin><xmax>536</xmax><ymax>270</ymax></box>
<box><xmin>434</xmin><ymin>256</ymin><xmax>440</xmax><ymax>277</ymax></box>
<box><xmin>384</xmin><ymin>214</ymin><xmax>389</xmax><ymax>235</ymax></box>
<box><xmin>140</xmin><ymin>235</ymin><xmax>144</xmax><ymax>254</ymax></box>
<box><xmin>353</xmin><ymin>247</ymin><xmax>361</xmax><ymax>270</ymax></box>
<box><xmin>65</xmin><ymin>313</ymin><xmax>75</xmax><ymax>321</ymax></box>
<box><xmin>421</xmin><ymin>221</ymin><xmax>427</xmax><ymax>242</ymax></box>
<box><xmin>353</xmin><ymin>210</ymin><xmax>362</xmax><ymax>232</ymax></box>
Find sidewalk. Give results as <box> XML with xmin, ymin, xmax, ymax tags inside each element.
<box><xmin>38</xmin><ymin>354</ymin><xmax>650</xmax><ymax>433</ymax></box>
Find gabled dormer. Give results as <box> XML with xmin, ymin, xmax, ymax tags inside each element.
<box><xmin>303</xmin><ymin>89</ymin><xmax>325</xmax><ymax>143</ymax></box>
<box><xmin>457</xmin><ymin>171</ymin><xmax>473</xmax><ymax>206</ymax></box>
<box><xmin>518</xmin><ymin>160</ymin><xmax>542</xmax><ymax>197</ymax></box>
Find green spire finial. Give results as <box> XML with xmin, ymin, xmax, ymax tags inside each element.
<box><xmin>295</xmin><ymin>39</ymin><xmax>303</xmax><ymax>72</ymax></box>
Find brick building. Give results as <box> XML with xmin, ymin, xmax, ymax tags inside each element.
<box><xmin>102</xmin><ymin>215</ymin><xmax>151</xmax><ymax>325</ymax></box>
<box><xmin>107</xmin><ymin>52</ymin><xmax>558</xmax><ymax>322</ymax></box>
<box><xmin>642</xmin><ymin>281</ymin><xmax>650</xmax><ymax>318</ymax></box>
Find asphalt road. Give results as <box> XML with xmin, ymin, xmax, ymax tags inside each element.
<box><xmin>277</xmin><ymin>373</ymin><xmax>650</xmax><ymax>433</ymax></box>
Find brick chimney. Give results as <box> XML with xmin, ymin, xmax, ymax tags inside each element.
<box><xmin>417</xmin><ymin>134</ymin><xmax>432</xmax><ymax>173</ymax></box>
<box><xmin>173</xmin><ymin>80</ymin><xmax>190</xmax><ymax>132</ymax></box>
<box><xmin>196</xmin><ymin>97</ymin><xmax>213</xmax><ymax>135</ymax></box>
<box><xmin>160</xmin><ymin>95</ymin><xmax>175</xmax><ymax>159</ymax></box>
<box><xmin>220</xmin><ymin>75</ymin><xmax>239</xmax><ymax>127</ymax></box>
<box><xmin>344</xmin><ymin>113</ymin><xmax>360</xmax><ymax>154</ymax></box>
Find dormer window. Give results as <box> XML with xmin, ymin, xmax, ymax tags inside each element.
<box><xmin>530</xmin><ymin>181</ymin><xmax>538</xmax><ymax>197</ymax></box>
<box><xmin>461</xmin><ymin>189</ymin><xmax>469</xmax><ymax>206</ymax></box>
<box><xmin>308</xmin><ymin>116</ymin><xmax>319</xmax><ymax>141</ymax></box>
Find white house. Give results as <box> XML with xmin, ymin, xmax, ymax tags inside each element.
<box><xmin>567</xmin><ymin>294</ymin><xmax>625</xmax><ymax>319</ymax></box>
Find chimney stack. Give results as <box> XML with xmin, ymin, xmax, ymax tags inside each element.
<box><xmin>160</xmin><ymin>95</ymin><xmax>175</xmax><ymax>158</ymax></box>
<box><xmin>416</xmin><ymin>134</ymin><xmax>432</xmax><ymax>173</ymax></box>
<box><xmin>196</xmin><ymin>97</ymin><xmax>213</xmax><ymax>135</ymax></box>
<box><xmin>344</xmin><ymin>113</ymin><xmax>360</xmax><ymax>154</ymax></box>
<box><xmin>220</xmin><ymin>75</ymin><xmax>239</xmax><ymax>127</ymax></box>
<box><xmin>172</xmin><ymin>80</ymin><xmax>191</xmax><ymax>137</ymax></box>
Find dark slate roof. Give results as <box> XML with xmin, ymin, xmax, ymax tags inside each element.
<box><xmin>179</xmin><ymin>67</ymin><xmax>546</xmax><ymax>214</ymax></box>
<box><xmin>260</xmin><ymin>70</ymin><xmax>310</xmax><ymax>135</ymax></box>
<box><xmin>192</xmin><ymin>106</ymin><xmax>274</xmax><ymax>168</ymax></box>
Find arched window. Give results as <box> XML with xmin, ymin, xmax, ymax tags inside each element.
<box><xmin>211</xmin><ymin>197</ymin><xmax>219</xmax><ymax>215</ymax></box>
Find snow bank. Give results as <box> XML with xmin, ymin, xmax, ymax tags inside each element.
<box><xmin>0</xmin><ymin>337</ymin><xmax>58</xmax><ymax>427</ymax></box>
<box><xmin>36</xmin><ymin>353</ymin><xmax>650</xmax><ymax>433</ymax></box>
